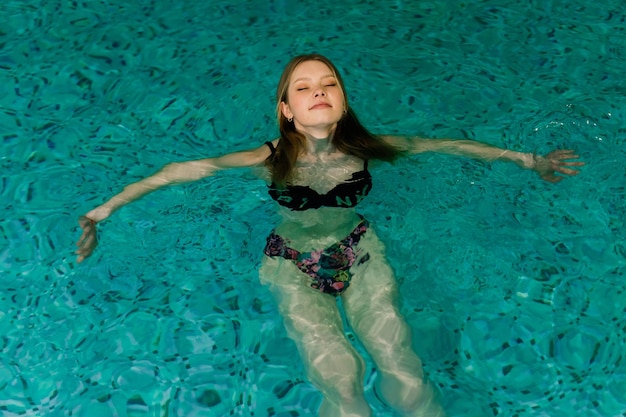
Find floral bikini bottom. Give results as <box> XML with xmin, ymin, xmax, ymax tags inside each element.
<box><xmin>263</xmin><ymin>217</ymin><xmax>370</xmax><ymax>296</ymax></box>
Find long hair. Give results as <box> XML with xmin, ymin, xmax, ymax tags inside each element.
<box><xmin>267</xmin><ymin>54</ymin><xmax>402</xmax><ymax>185</ymax></box>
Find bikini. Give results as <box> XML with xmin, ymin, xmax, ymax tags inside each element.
<box><xmin>263</xmin><ymin>141</ymin><xmax>372</xmax><ymax>296</ymax></box>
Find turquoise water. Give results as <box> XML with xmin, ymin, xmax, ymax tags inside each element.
<box><xmin>1</xmin><ymin>0</ymin><xmax>625</xmax><ymax>416</ymax></box>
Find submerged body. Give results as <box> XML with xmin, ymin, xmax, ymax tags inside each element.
<box><xmin>265</xmin><ymin>140</ymin><xmax>371</xmax><ymax>295</ymax></box>
<box><xmin>75</xmin><ymin>54</ymin><xmax>583</xmax><ymax>417</ymax></box>
<box><xmin>261</xmin><ymin>140</ymin><xmax>435</xmax><ymax>416</ymax></box>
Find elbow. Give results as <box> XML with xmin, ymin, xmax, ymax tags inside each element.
<box><xmin>160</xmin><ymin>160</ymin><xmax>213</xmax><ymax>183</ymax></box>
<box><xmin>155</xmin><ymin>162</ymin><xmax>182</xmax><ymax>184</ymax></box>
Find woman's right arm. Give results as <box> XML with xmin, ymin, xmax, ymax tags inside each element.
<box><xmin>75</xmin><ymin>141</ymin><xmax>275</xmax><ymax>262</ymax></box>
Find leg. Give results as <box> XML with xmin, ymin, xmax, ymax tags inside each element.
<box><xmin>342</xmin><ymin>230</ymin><xmax>445</xmax><ymax>416</ymax></box>
<box><xmin>259</xmin><ymin>256</ymin><xmax>372</xmax><ymax>417</ymax></box>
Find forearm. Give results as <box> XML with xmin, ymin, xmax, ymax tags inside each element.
<box><xmin>427</xmin><ymin>139</ymin><xmax>535</xmax><ymax>169</ymax></box>
<box><xmin>84</xmin><ymin>177</ymin><xmax>168</xmax><ymax>222</ymax></box>
<box><xmin>81</xmin><ymin>144</ymin><xmax>274</xmax><ymax>223</ymax></box>
<box><xmin>84</xmin><ymin>160</ymin><xmax>218</xmax><ymax>222</ymax></box>
<box><xmin>397</xmin><ymin>136</ymin><xmax>583</xmax><ymax>183</ymax></box>
<box><xmin>382</xmin><ymin>135</ymin><xmax>535</xmax><ymax>169</ymax></box>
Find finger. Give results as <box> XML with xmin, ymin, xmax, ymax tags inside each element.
<box><xmin>76</xmin><ymin>252</ymin><xmax>89</xmax><ymax>263</ymax></box>
<box><xmin>555</xmin><ymin>167</ymin><xmax>581</xmax><ymax>176</ymax></box>
<box><xmin>75</xmin><ymin>248</ymin><xmax>88</xmax><ymax>260</ymax></box>
<box><xmin>543</xmin><ymin>174</ymin><xmax>564</xmax><ymax>183</ymax></box>
<box><xmin>75</xmin><ymin>242</ymin><xmax>93</xmax><ymax>259</ymax></box>
<box><xmin>76</xmin><ymin>232</ymin><xmax>87</xmax><ymax>247</ymax></box>
<box><xmin>77</xmin><ymin>233</ymin><xmax>96</xmax><ymax>252</ymax></box>
<box><xmin>551</xmin><ymin>151</ymin><xmax>581</xmax><ymax>160</ymax></box>
<box><xmin>551</xmin><ymin>162</ymin><xmax>583</xmax><ymax>171</ymax></box>
<box><xmin>546</xmin><ymin>149</ymin><xmax>569</xmax><ymax>158</ymax></box>
<box><xmin>554</xmin><ymin>149</ymin><xmax>577</xmax><ymax>155</ymax></box>
<box><xmin>76</xmin><ymin>230</ymin><xmax>91</xmax><ymax>247</ymax></box>
<box><xmin>75</xmin><ymin>242</ymin><xmax>89</xmax><ymax>256</ymax></box>
<box><xmin>550</xmin><ymin>150</ymin><xmax>583</xmax><ymax>160</ymax></box>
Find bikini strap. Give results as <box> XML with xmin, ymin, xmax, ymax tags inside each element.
<box><xmin>265</xmin><ymin>141</ymin><xmax>276</xmax><ymax>156</ymax></box>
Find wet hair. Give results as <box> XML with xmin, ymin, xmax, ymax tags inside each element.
<box><xmin>267</xmin><ymin>53</ymin><xmax>402</xmax><ymax>186</ymax></box>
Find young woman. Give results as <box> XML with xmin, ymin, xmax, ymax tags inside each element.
<box><xmin>76</xmin><ymin>54</ymin><xmax>583</xmax><ymax>417</ymax></box>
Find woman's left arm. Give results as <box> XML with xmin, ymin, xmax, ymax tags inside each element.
<box><xmin>381</xmin><ymin>135</ymin><xmax>585</xmax><ymax>183</ymax></box>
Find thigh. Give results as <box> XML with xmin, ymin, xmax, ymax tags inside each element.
<box><xmin>259</xmin><ymin>256</ymin><xmax>367</xmax><ymax>394</ymax></box>
<box><xmin>259</xmin><ymin>255</ymin><xmax>341</xmax><ymax>335</ymax></box>
<box><xmin>342</xmin><ymin>229</ymin><xmax>421</xmax><ymax>374</ymax></box>
<box><xmin>342</xmin><ymin>227</ymin><xmax>402</xmax><ymax>326</ymax></box>
<box><xmin>341</xmin><ymin>230</ymin><xmax>445</xmax><ymax>415</ymax></box>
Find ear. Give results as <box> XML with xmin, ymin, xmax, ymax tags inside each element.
<box><xmin>280</xmin><ymin>101</ymin><xmax>293</xmax><ymax>120</ymax></box>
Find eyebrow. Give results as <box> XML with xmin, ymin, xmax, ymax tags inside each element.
<box><xmin>291</xmin><ymin>74</ymin><xmax>336</xmax><ymax>84</ymax></box>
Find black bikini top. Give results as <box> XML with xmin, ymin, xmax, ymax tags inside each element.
<box><xmin>265</xmin><ymin>141</ymin><xmax>372</xmax><ymax>211</ymax></box>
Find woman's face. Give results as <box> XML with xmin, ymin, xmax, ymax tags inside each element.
<box><xmin>280</xmin><ymin>60</ymin><xmax>346</xmax><ymax>139</ymax></box>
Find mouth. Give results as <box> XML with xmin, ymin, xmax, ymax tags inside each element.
<box><xmin>310</xmin><ymin>103</ymin><xmax>332</xmax><ymax>110</ymax></box>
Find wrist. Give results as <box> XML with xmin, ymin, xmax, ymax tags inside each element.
<box><xmin>513</xmin><ymin>152</ymin><xmax>536</xmax><ymax>170</ymax></box>
<box><xmin>85</xmin><ymin>206</ymin><xmax>112</xmax><ymax>223</ymax></box>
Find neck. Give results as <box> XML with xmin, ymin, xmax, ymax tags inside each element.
<box><xmin>304</xmin><ymin>133</ymin><xmax>334</xmax><ymax>155</ymax></box>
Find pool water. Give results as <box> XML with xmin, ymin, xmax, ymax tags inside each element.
<box><xmin>2</xmin><ymin>0</ymin><xmax>625</xmax><ymax>416</ymax></box>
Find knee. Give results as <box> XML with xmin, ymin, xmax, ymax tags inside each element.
<box><xmin>379</xmin><ymin>374</ymin><xmax>445</xmax><ymax>416</ymax></box>
<box><xmin>354</xmin><ymin>309</ymin><xmax>412</xmax><ymax>349</ymax></box>
<box><xmin>306</xmin><ymin>348</ymin><xmax>366</xmax><ymax>402</ymax></box>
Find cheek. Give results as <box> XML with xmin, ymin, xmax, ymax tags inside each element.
<box><xmin>291</xmin><ymin>98</ymin><xmax>308</xmax><ymax>114</ymax></box>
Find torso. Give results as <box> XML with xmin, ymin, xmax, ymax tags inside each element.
<box><xmin>268</xmin><ymin>150</ymin><xmax>369</xmax><ymax>252</ymax></box>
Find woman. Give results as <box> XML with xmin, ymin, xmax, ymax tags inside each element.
<box><xmin>76</xmin><ymin>54</ymin><xmax>583</xmax><ymax>416</ymax></box>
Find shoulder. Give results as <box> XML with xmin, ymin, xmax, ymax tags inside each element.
<box><xmin>246</xmin><ymin>139</ymin><xmax>280</xmax><ymax>161</ymax></box>
<box><xmin>210</xmin><ymin>139</ymin><xmax>280</xmax><ymax>169</ymax></box>
<box><xmin>265</xmin><ymin>139</ymin><xmax>279</xmax><ymax>155</ymax></box>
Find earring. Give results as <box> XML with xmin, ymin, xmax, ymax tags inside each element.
<box><xmin>288</xmin><ymin>117</ymin><xmax>293</xmax><ymax>122</ymax></box>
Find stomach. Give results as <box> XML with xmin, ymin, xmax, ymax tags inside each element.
<box><xmin>273</xmin><ymin>206</ymin><xmax>364</xmax><ymax>252</ymax></box>
<box><xmin>262</xmin><ymin>150</ymin><xmax>369</xmax><ymax>251</ymax></box>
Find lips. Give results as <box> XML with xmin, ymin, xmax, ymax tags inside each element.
<box><xmin>310</xmin><ymin>102</ymin><xmax>332</xmax><ymax>110</ymax></box>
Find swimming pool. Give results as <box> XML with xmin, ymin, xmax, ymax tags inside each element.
<box><xmin>2</xmin><ymin>0</ymin><xmax>625</xmax><ymax>415</ymax></box>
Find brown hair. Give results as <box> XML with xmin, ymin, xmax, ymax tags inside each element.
<box><xmin>267</xmin><ymin>54</ymin><xmax>403</xmax><ymax>185</ymax></box>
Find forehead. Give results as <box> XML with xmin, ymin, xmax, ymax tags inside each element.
<box><xmin>290</xmin><ymin>60</ymin><xmax>334</xmax><ymax>82</ymax></box>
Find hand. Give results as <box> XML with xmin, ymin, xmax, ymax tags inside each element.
<box><xmin>76</xmin><ymin>216</ymin><xmax>98</xmax><ymax>263</ymax></box>
<box><xmin>532</xmin><ymin>149</ymin><xmax>585</xmax><ymax>183</ymax></box>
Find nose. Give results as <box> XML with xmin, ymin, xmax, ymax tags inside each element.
<box><xmin>313</xmin><ymin>87</ymin><xmax>326</xmax><ymax>97</ymax></box>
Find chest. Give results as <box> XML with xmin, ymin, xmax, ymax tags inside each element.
<box><xmin>269</xmin><ymin>160</ymin><xmax>372</xmax><ymax>211</ymax></box>
<box><xmin>291</xmin><ymin>155</ymin><xmax>365</xmax><ymax>192</ymax></box>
